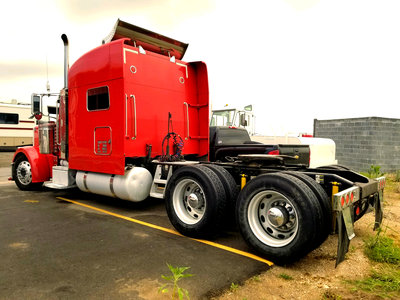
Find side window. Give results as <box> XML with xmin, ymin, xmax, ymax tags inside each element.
<box><xmin>0</xmin><ymin>113</ymin><xmax>19</xmax><ymax>124</ymax></box>
<box><xmin>87</xmin><ymin>86</ymin><xmax>109</xmax><ymax>111</ymax></box>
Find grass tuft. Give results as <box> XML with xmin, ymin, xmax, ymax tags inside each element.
<box><xmin>278</xmin><ymin>273</ymin><xmax>293</xmax><ymax>280</ymax></box>
<box><xmin>395</xmin><ymin>170</ymin><xmax>400</xmax><ymax>182</ymax></box>
<box><xmin>360</xmin><ymin>165</ymin><xmax>384</xmax><ymax>179</ymax></box>
<box><xmin>349</xmin><ymin>226</ymin><xmax>400</xmax><ymax>298</ymax></box>
<box><xmin>364</xmin><ymin>231</ymin><xmax>400</xmax><ymax>264</ymax></box>
<box><xmin>351</xmin><ymin>266</ymin><xmax>400</xmax><ymax>295</ymax></box>
<box><xmin>230</xmin><ymin>282</ymin><xmax>239</xmax><ymax>292</ymax></box>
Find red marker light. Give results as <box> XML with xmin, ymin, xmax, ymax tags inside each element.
<box><xmin>268</xmin><ymin>150</ymin><xmax>280</xmax><ymax>155</ymax></box>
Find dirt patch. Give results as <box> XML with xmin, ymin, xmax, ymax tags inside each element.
<box><xmin>214</xmin><ymin>178</ymin><xmax>400</xmax><ymax>300</ymax></box>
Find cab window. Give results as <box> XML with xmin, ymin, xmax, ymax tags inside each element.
<box><xmin>87</xmin><ymin>86</ymin><xmax>109</xmax><ymax>111</ymax></box>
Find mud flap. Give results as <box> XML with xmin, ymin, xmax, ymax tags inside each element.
<box><xmin>374</xmin><ymin>191</ymin><xmax>383</xmax><ymax>231</ymax></box>
<box><xmin>334</xmin><ymin>177</ymin><xmax>385</xmax><ymax>267</ymax></box>
<box><xmin>335</xmin><ymin>206</ymin><xmax>354</xmax><ymax>267</ymax></box>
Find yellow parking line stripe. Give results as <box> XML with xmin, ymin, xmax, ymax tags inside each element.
<box><xmin>57</xmin><ymin>197</ymin><xmax>273</xmax><ymax>266</ymax></box>
<box><xmin>24</xmin><ymin>200</ymin><xmax>39</xmax><ymax>203</ymax></box>
<box><xmin>192</xmin><ymin>239</ymin><xmax>273</xmax><ymax>266</ymax></box>
<box><xmin>57</xmin><ymin>197</ymin><xmax>179</xmax><ymax>234</ymax></box>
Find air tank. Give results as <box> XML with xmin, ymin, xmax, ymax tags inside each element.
<box><xmin>38</xmin><ymin>121</ymin><xmax>56</xmax><ymax>154</ymax></box>
<box><xmin>76</xmin><ymin>167</ymin><xmax>152</xmax><ymax>202</ymax></box>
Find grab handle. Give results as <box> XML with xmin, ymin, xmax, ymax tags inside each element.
<box><xmin>130</xmin><ymin>94</ymin><xmax>137</xmax><ymax>140</ymax></box>
<box><xmin>184</xmin><ymin>102</ymin><xmax>189</xmax><ymax>140</ymax></box>
<box><xmin>125</xmin><ymin>94</ymin><xmax>129</xmax><ymax>138</ymax></box>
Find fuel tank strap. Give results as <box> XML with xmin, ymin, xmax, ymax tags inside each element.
<box><xmin>110</xmin><ymin>175</ymin><xmax>117</xmax><ymax>198</ymax></box>
<box><xmin>83</xmin><ymin>172</ymin><xmax>89</xmax><ymax>192</ymax></box>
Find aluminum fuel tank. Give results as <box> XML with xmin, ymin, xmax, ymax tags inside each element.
<box><xmin>76</xmin><ymin>167</ymin><xmax>152</xmax><ymax>202</ymax></box>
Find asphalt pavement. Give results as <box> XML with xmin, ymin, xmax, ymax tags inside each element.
<box><xmin>0</xmin><ymin>151</ymin><xmax>271</xmax><ymax>299</ymax></box>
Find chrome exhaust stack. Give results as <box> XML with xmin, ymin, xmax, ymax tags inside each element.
<box><xmin>60</xmin><ymin>34</ymin><xmax>69</xmax><ymax>160</ymax></box>
<box><xmin>61</xmin><ymin>34</ymin><xmax>69</xmax><ymax>89</ymax></box>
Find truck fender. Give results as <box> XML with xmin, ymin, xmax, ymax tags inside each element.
<box><xmin>12</xmin><ymin>146</ymin><xmax>54</xmax><ymax>183</ymax></box>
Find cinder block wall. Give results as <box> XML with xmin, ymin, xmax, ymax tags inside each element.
<box><xmin>314</xmin><ymin>117</ymin><xmax>400</xmax><ymax>173</ymax></box>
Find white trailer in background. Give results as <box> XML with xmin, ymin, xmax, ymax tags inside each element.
<box><xmin>210</xmin><ymin>105</ymin><xmax>338</xmax><ymax>168</ymax></box>
<box><xmin>0</xmin><ymin>102</ymin><xmax>35</xmax><ymax>150</ymax></box>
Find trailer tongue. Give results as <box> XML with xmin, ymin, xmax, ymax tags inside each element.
<box><xmin>10</xmin><ymin>19</ymin><xmax>385</xmax><ymax>266</ymax></box>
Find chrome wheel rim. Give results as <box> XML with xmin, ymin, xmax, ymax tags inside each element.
<box><xmin>16</xmin><ymin>160</ymin><xmax>32</xmax><ymax>186</ymax></box>
<box><xmin>248</xmin><ymin>190</ymin><xmax>298</xmax><ymax>247</ymax></box>
<box><xmin>172</xmin><ymin>178</ymin><xmax>206</xmax><ymax>225</ymax></box>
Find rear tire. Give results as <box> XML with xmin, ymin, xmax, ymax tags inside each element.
<box><xmin>165</xmin><ymin>165</ymin><xmax>227</xmax><ymax>238</ymax></box>
<box><xmin>13</xmin><ymin>155</ymin><xmax>42</xmax><ymax>191</ymax></box>
<box><xmin>236</xmin><ymin>173</ymin><xmax>322</xmax><ymax>264</ymax></box>
<box><xmin>283</xmin><ymin>171</ymin><xmax>331</xmax><ymax>248</ymax></box>
<box><xmin>202</xmin><ymin>164</ymin><xmax>239</xmax><ymax>227</ymax></box>
<box><xmin>203</xmin><ymin>165</ymin><xmax>238</xmax><ymax>203</ymax></box>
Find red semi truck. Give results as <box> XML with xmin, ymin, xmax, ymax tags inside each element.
<box><xmin>10</xmin><ymin>20</ymin><xmax>385</xmax><ymax>265</ymax></box>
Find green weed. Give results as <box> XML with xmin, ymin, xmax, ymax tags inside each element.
<box><xmin>351</xmin><ymin>266</ymin><xmax>400</xmax><ymax>297</ymax></box>
<box><xmin>350</xmin><ymin>227</ymin><xmax>400</xmax><ymax>298</ymax></box>
<box><xmin>395</xmin><ymin>170</ymin><xmax>400</xmax><ymax>182</ymax></box>
<box><xmin>230</xmin><ymin>282</ymin><xmax>239</xmax><ymax>292</ymax></box>
<box><xmin>364</xmin><ymin>229</ymin><xmax>400</xmax><ymax>264</ymax></box>
<box><xmin>278</xmin><ymin>273</ymin><xmax>293</xmax><ymax>280</ymax></box>
<box><xmin>159</xmin><ymin>263</ymin><xmax>193</xmax><ymax>300</ymax></box>
<box><xmin>361</xmin><ymin>165</ymin><xmax>384</xmax><ymax>179</ymax></box>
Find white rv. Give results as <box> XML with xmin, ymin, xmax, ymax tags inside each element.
<box><xmin>0</xmin><ymin>101</ymin><xmax>35</xmax><ymax>150</ymax></box>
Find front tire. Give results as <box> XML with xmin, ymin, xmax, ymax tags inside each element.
<box><xmin>13</xmin><ymin>155</ymin><xmax>42</xmax><ymax>190</ymax></box>
<box><xmin>165</xmin><ymin>165</ymin><xmax>227</xmax><ymax>238</ymax></box>
<box><xmin>236</xmin><ymin>173</ymin><xmax>321</xmax><ymax>264</ymax></box>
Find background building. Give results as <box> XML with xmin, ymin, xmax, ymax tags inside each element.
<box><xmin>314</xmin><ymin>117</ymin><xmax>400</xmax><ymax>173</ymax></box>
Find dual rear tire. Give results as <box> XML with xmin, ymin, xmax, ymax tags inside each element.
<box><xmin>236</xmin><ymin>172</ymin><xmax>330</xmax><ymax>264</ymax></box>
<box><xmin>165</xmin><ymin>165</ymin><xmax>237</xmax><ymax>238</ymax></box>
<box><xmin>165</xmin><ymin>166</ymin><xmax>331</xmax><ymax>264</ymax></box>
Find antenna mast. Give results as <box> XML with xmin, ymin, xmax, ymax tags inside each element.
<box><xmin>46</xmin><ymin>56</ymin><xmax>50</xmax><ymax>92</ymax></box>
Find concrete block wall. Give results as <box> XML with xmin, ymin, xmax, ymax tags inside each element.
<box><xmin>314</xmin><ymin>117</ymin><xmax>400</xmax><ymax>173</ymax></box>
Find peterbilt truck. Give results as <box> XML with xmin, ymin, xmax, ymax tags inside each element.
<box><xmin>10</xmin><ymin>19</ymin><xmax>385</xmax><ymax>265</ymax></box>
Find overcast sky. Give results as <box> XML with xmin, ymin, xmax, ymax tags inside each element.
<box><xmin>1</xmin><ymin>0</ymin><xmax>399</xmax><ymax>135</ymax></box>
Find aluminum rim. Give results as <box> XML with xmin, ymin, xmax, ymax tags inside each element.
<box><xmin>16</xmin><ymin>160</ymin><xmax>32</xmax><ymax>186</ymax></box>
<box><xmin>248</xmin><ymin>190</ymin><xmax>298</xmax><ymax>247</ymax></box>
<box><xmin>172</xmin><ymin>178</ymin><xmax>206</xmax><ymax>225</ymax></box>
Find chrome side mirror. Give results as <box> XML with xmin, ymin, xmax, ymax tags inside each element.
<box><xmin>31</xmin><ymin>94</ymin><xmax>41</xmax><ymax>114</ymax></box>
